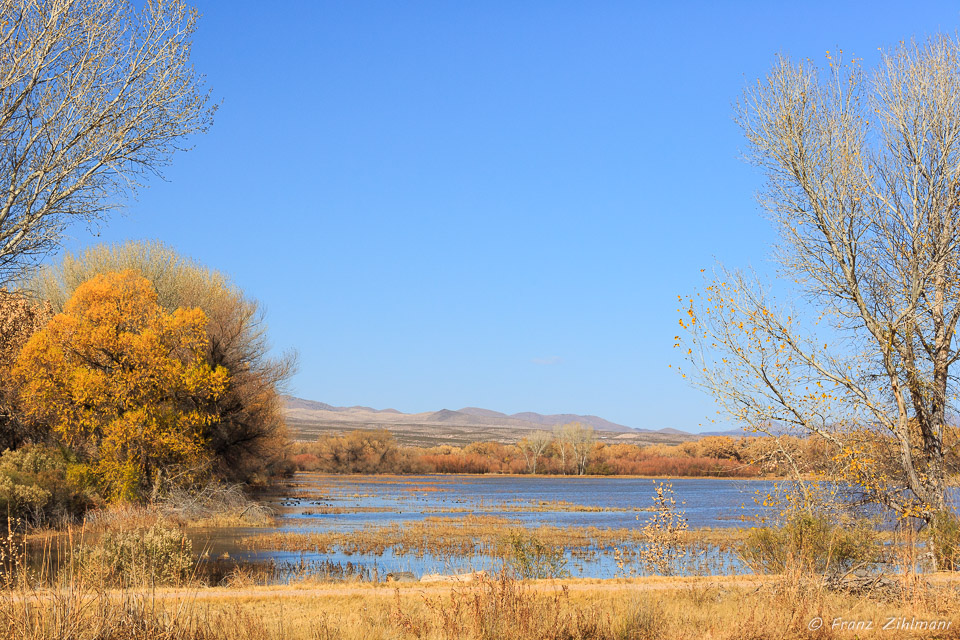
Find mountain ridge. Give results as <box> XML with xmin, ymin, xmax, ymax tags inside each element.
<box><xmin>283</xmin><ymin>395</ymin><xmax>649</xmax><ymax>434</ymax></box>
<box><xmin>281</xmin><ymin>396</ymin><xmax>759</xmax><ymax>447</ymax></box>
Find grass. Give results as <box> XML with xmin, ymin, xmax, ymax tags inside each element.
<box><xmin>76</xmin><ymin>482</ymin><xmax>275</xmax><ymax>535</ymax></box>
<box><xmin>241</xmin><ymin>515</ymin><xmax>747</xmax><ymax>559</ymax></box>
<box><xmin>297</xmin><ymin>499</ymin><xmax>655</xmax><ymax>516</ymax></box>
<box><xmin>3</xmin><ymin>572</ymin><xmax>960</xmax><ymax>639</ymax></box>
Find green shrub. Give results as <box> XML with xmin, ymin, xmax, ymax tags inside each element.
<box><xmin>503</xmin><ymin>531</ymin><xmax>569</xmax><ymax>579</ymax></box>
<box><xmin>80</xmin><ymin>521</ymin><xmax>194</xmax><ymax>587</ymax></box>
<box><xmin>928</xmin><ymin>511</ymin><xmax>960</xmax><ymax>571</ymax></box>
<box><xmin>0</xmin><ymin>445</ymin><xmax>95</xmax><ymax>528</ymax></box>
<box><xmin>740</xmin><ymin>512</ymin><xmax>879</xmax><ymax>574</ymax></box>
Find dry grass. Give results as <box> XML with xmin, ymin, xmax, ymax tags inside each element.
<box><xmin>0</xmin><ymin>588</ymin><xmax>263</xmax><ymax>640</ymax></box>
<box><xmin>77</xmin><ymin>483</ymin><xmax>274</xmax><ymax>535</ymax></box>
<box><xmin>180</xmin><ymin>572</ymin><xmax>960</xmax><ymax>639</ymax></box>
<box><xmin>4</xmin><ymin>572</ymin><xmax>959</xmax><ymax>640</ymax></box>
<box><xmin>297</xmin><ymin>500</ymin><xmax>650</xmax><ymax>516</ymax></box>
<box><xmin>241</xmin><ymin>515</ymin><xmax>746</xmax><ymax>562</ymax></box>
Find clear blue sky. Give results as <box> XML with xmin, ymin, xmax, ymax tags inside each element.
<box><xmin>63</xmin><ymin>1</ymin><xmax>960</xmax><ymax>431</ymax></box>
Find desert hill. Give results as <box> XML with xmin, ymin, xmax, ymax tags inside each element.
<box><xmin>282</xmin><ymin>396</ymin><xmax>714</xmax><ymax>447</ymax></box>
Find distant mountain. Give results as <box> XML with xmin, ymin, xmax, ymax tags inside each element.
<box><xmin>509</xmin><ymin>411</ymin><xmax>631</xmax><ymax>433</ymax></box>
<box><xmin>286</xmin><ymin>398</ymin><xmax>405</xmax><ymax>415</ymax></box>
<box><xmin>284</xmin><ymin>397</ymin><xmax>338</xmax><ymax>412</ymax></box>
<box><xmin>281</xmin><ymin>395</ymin><xmax>712</xmax><ymax>447</ymax></box>
<box><xmin>458</xmin><ymin>407</ymin><xmax>510</xmax><ymax>419</ymax></box>
<box><xmin>428</xmin><ymin>409</ymin><xmax>469</xmax><ymax>422</ymax></box>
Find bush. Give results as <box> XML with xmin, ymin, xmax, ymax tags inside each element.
<box><xmin>740</xmin><ymin>512</ymin><xmax>880</xmax><ymax>574</ymax></box>
<box><xmin>928</xmin><ymin>510</ymin><xmax>960</xmax><ymax>571</ymax></box>
<box><xmin>80</xmin><ymin>521</ymin><xmax>194</xmax><ymax>587</ymax></box>
<box><xmin>0</xmin><ymin>445</ymin><xmax>95</xmax><ymax>528</ymax></box>
<box><xmin>297</xmin><ymin>430</ymin><xmax>420</xmax><ymax>473</ymax></box>
<box><xmin>504</xmin><ymin>531</ymin><xmax>569</xmax><ymax>579</ymax></box>
<box><xmin>156</xmin><ymin>481</ymin><xmax>273</xmax><ymax>526</ymax></box>
<box><xmin>636</xmin><ymin>481</ymin><xmax>688</xmax><ymax>576</ymax></box>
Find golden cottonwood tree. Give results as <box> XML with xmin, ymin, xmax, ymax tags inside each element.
<box><xmin>680</xmin><ymin>37</ymin><xmax>960</xmax><ymax>524</ymax></box>
<box><xmin>25</xmin><ymin>241</ymin><xmax>296</xmax><ymax>484</ymax></box>
<box><xmin>13</xmin><ymin>270</ymin><xmax>228</xmax><ymax>501</ymax></box>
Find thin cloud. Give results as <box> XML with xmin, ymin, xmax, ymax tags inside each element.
<box><xmin>531</xmin><ymin>356</ymin><xmax>563</xmax><ymax>366</ymax></box>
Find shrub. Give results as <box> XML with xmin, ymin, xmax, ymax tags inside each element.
<box><xmin>299</xmin><ymin>430</ymin><xmax>418</xmax><ymax>473</ymax></box>
<box><xmin>740</xmin><ymin>512</ymin><xmax>880</xmax><ymax>574</ymax></box>
<box><xmin>636</xmin><ymin>481</ymin><xmax>688</xmax><ymax>576</ymax></box>
<box><xmin>156</xmin><ymin>481</ymin><xmax>273</xmax><ymax>526</ymax></box>
<box><xmin>291</xmin><ymin>453</ymin><xmax>321</xmax><ymax>470</ymax></box>
<box><xmin>80</xmin><ymin>521</ymin><xmax>194</xmax><ymax>587</ymax></box>
<box><xmin>0</xmin><ymin>445</ymin><xmax>95</xmax><ymax>528</ymax></box>
<box><xmin>504</xmin><ymin>531</ymin><xmax>569</xmax><ymax>579</ymax></box>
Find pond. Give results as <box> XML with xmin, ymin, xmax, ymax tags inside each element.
<box><xmin>192</xmin><ymin>474</ymin><xmax>787</xmax><ymax>581</ymax></box>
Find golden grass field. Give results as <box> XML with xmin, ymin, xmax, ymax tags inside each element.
<box><xmin>5</xmin><ymin>572</ymin><xmax>960</xmax><ymax>639</ymax></box>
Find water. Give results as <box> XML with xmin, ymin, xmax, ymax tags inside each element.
<box><xmin>192</xmin><ymin>474</ymin><xmax>783</xmax><ymax>581</ymax></box>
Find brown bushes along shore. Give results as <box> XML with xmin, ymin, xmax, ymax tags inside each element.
<box><xmin>287</xmin><ymin>428</ymin><xmax>854</xmax><ymax>477</ymax></box>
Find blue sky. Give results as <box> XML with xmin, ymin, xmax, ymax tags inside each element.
<box><xmin>63</xmin><ymin>1</ymin><xmax>960</xmax><ymax>431</ymax></box>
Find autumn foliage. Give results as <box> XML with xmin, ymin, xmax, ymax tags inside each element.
<box><xmin>14</xmin><ymin>270</ymin><xmax>229</xmax><ymax>501</ymax></box>
<box><xmin>291</xmin><ymin>430</ymin><xmax>777</xmax><ymax>477</ymax></box>
<box><xmin>0</xmin><ymin>290</ymin><xmax>51</xmax><ymax>449</ymax></box>
<box><xmin>28</xmin><ymin>241</ymin><xmax>295</xmax><ymax>485</ymax></box>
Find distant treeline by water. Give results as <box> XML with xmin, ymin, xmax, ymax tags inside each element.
<box><xmin>287</xmin><ymin>428</ymin><xmax>864</xmax><ymax>477</ymax></box>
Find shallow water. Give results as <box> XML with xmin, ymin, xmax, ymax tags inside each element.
<box><xmin>192</xmin><ymin>474</ymin><xmax>784</xmax><ymax>581</ymax></box>
<box><xmin>16</xmin><ymin>474</ymin><xmax>955</xmax><ymax>584</ymax></box>
<box><xmin>188</xmin><ymin>474</ymin><xmax>960</xmax><ymax>582</ymax></box>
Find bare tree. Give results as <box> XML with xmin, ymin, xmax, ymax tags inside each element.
<box><xmin>0</xmin><ymin>0</ymin><xmax>214</xmax><ymax>285</ymax></box>
<box><xmin>564</xmin><ymin>422</ymin><xmax>595</xmax><ymax>476</ymax></box>
<box><xmin>552</xmin><ymin>423</ymin><xmax>570</xmax><ymax>473</ymax></box>
<box><xmin>518</xmin><ymin>430</ymin><xmax>552</xmax><ymax>474</ymax></box>
<box><xmin>681</xmin><ymin>37</ymin><xmax>960</xmax><ymax>523</ymax></box>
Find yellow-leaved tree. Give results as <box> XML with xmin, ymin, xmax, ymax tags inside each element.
<box><xmin>13</xmin><ymin>270</ymin><xmax>229</xmax><ymax>502</ymax></box>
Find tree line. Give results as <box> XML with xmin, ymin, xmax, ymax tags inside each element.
<box><xmin>288</xmin><ymin>427</ymin><xmax>936</xmax><ymax>477</ymax></box>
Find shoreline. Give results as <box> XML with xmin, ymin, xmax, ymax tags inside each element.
<box><xmin>287</xmin><ymin>471</ymin><xmax>784</xmax><ymax>481</ymax></box>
